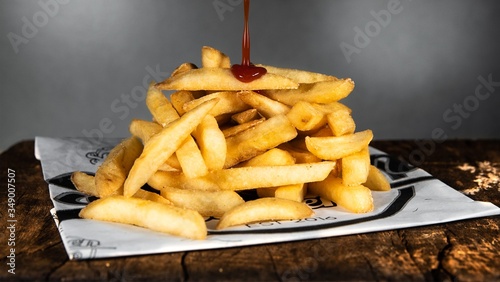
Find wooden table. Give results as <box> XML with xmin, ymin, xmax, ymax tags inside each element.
<box><xmin>1</xmin><ymin>140</ymin><xmax>499</xmax><ymax>281</ymax></box>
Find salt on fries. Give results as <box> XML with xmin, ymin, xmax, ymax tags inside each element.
<box><xmin>73</xmin><ymin>46</ymin><xmax>390</xmax><ymax>240</ymax></box>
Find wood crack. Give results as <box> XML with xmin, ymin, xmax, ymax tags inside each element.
<box><xmin>432</xmin><ymin>231</ymin><xmax>456</xmax><ymax>281</ymax></box>
<box><xmin>181</xmin><ymin>251</ymin><xmax>189</xmax><ymax>281</ymax></box>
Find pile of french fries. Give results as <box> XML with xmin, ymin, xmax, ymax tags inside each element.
<box><xmin>72</xmin><ymin>46</ymin><xmax>390</xmax><ymax>240</ymax></box>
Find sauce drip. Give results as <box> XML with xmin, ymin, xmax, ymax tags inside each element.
<box><xmin>231</xmin><ymin>0</ymin><xmax>267</xmax><ymax>83</ymax></box>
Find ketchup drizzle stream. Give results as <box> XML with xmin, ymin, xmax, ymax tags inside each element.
<box><xmin>231</xmin><ymin>0</ymin><xmax>267</xmax><ymax>83</ymax></box>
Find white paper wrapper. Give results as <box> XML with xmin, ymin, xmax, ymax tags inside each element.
<box><xmin>35</xmin><ymin>136</ymin><xmax>500</xmax><ymax>260</ymax></box>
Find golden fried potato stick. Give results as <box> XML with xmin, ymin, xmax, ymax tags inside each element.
<box><xmin>239</xmin><ymin>148</ymin><xmax>296</xmax><ymax>167</ymax></box>
<box><xmin>160</xmin><ymin>187</ymin><xmax>244</xmax><ymax>217</ymax></box>
<box><xmin>221</xmin><ymin>118</ymin><xmax>265</xmax><ymax>138</ymax></box>
<box><xmin>202</xmin><ymin>46</ymin><xmax>231</xmax><ymax>68</ymax></box>
<box><xmin>123</xmin><ymin>98</ymin><xmax>218</xmax><ymax>197</ymax></box>
<box><xmin>132</xmin><ymin>189</ymin><xmax>172</xmax><ymax>205</ymax></box>
<box><xmin>170</xmin><ymin>90</ymin><xmax>195</xmax><ymax>116</ymax></box>
<box><xmin>305</xmin><ymin>129</ymin><xmax>373</xmax><ymax>161</ymax></box>
<box><xmin>71</xmin><ymin>171</ymin><xmax>173</xmax><ymax>205</ymax></box>
<box><xmin>149</xmin><ymin>162</ymin><xmax>335</xmax><ymax>192</ymax></box>
<box><xmin>216</xmin><ymin>198</ymin><xmax>314</xmax><ymax>229</ymax></box>
<box><xmin>342</xmin><ymin>147</ymin><xmax>371</xmax><ymax>186</ymax></box>
<box><xmin>148</xmin><ymin>170</ymin><xmax>220</xmax><ymax>191</ymax></box>
<box><xmin>237</xmin><ymin>90</ymin><xmax>290</xmax><ymax>118</ymax></box>
<box><xmin>183</xmin><ymin>91</ymin><xmax>250</xmax><ymax>117</ymax></box>
<box><xmin>95</xmin><ymin>136</ymin><xmax>143</xmax><ymax>198</ymax></box>
<box><xmin>156</xmin><ymin>68</ymin><xmax>299</xmax><ymax>91</ymax></box>
<box><xmin>145</xmin><ymin>83</ymin><xmax>180</xmax><ymax>126</ymax></box>
<box><xmin>71</xmin><ymin>171</ymin><xmax>100</xmax><ymax>197</ymax></box>
<box><xmin>129</xmin><ymin>119</ymin><xmax>162</xmax><ymax>142</ymax></box>
<box><xmin>363</xmin><ymin>165</ymin><xmax>391</xmax><ymax>191</ymax></box>
<box><xmin>129</xmin><ymin>119</ymin><xmax>182</xmax><ymax>171</ymax></box>
<box><xmin>255</xmin><ymin>64</ymin><xmax>338</xmax><ymax>83</ymax></box>
<box><xmin>208</xmin><ymin>162</ymin><xmax>335</xmax><ymax>191</ymax></box>
<box><xmin>224</xmin><ymin>114</ymin><xmax>297</xmax><ymax>168</ymax></box>
<box><xmin>286</xmin><ymin>101</ymin><xmax>327</xmax><ymax>132</ymax></box>
<box><xmin>171</xmin><ymin>62</ymin><xmax>198</xmax><ymax>77</ymax></box>
<box><xmin>309</xmin><ymin>175</ymin><xmax>373</xmax><ymax>213</ymax></box>
<box><xmin>231</xmin><ymin>108</ymin><xmax>260</xmax><ymax>124</ymax></box>
<box><xmin>238</xmin><ymin>148</ymin><xmax>307</xmax><ymax>203</ymax></box>
<box><xmin>264</xmin><ymin>79</ymin><xmax>355</xmax><ymax>106</ymax></box>
<box><xmin>192</xmin><ymin>115</ymin><xmax>227</xmax><ymax>171</ymax></box>
<box><xmin>79</xmin><ymin>196</ymin><xmax>207</xmax><ymax>240</ymax></box>
<box><xmin>257</xmin><ymin>183</ymin><xmax>307</xmax><ymax>203</ymax></box>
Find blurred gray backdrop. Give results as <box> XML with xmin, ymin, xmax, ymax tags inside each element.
<box><xmin>1</xmin><ymin>0</ymin><xmax>500</xmax><ymax>152</ymax></box>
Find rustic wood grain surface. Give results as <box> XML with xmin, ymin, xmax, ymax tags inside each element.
<box><xmin>1</xmin><ymin>140</ymin><xmax>499</xmax><ymax>281</ymax></box>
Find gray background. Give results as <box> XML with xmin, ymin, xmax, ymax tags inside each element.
<box><xmin>1</xmin><ymin>0</ymin><xmax>500</xmax><ymax>152</ymax></box>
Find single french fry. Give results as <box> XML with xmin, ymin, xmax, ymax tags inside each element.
<box><xmin>309</xmin><ymin>175</ymin><xmax>373</xmax><ymax>213</ymax></box>
<box><xmin>71</xmin><ymin>171</ymin><xmax>99</xmax><ymax>197</ymax></box>
<box><xmin>192</xmin><ymin>115</ymin><xmax>227</xmax><ymax>171</ymax></box>
<box><xmin>286</xmin><ymin>101</ymin><xmax>327</xmax><ymax>132</ymax></box>
<box><xmin>148</xmin><ymin>171</ymin><xmax>220</xmax><ymax>191</ymax></box>
<box><xmin>170</xmin><ymin>90</ymin><xmax>195</xmax><ymax>116</ymax></box>
<box><xmin>95</xmin><ymin>136</ymin><xmax>143</xmax><ymax>198</ymax></box>
<box><xmin>216</xmin><ymin>198</ymin><xmax>314</xmax><ymax>229</ymax></box>
<box><xmin>123</xmin><ymin>98</ymin><xmax>218</xmax><ymax>197</ymax></box>
<box><xmin>305</xmin><ymin>129</ymin><xmax>373</xmax><ymax>161</ymax></box>
<box><xmin>239</xmin><ymin>148</ymin><xmax>295</xmax><ymax>167</ymax></box>
<box><xmin>256</xmin><ymin>64</ymin><xmax>338</xmax><ymax>83</ymax></box>
<box><xmin>150</xmin><ymin>162</ymin><xmax>334</xmax><ymax>192</ymax></box>
<box><xmin>209</xmin><ymin>162</ymin><xmax>335</xmax><ymax>191</ymax></box>
<box><xmin>129</xmin><ymin>119</ymin><xmax>162</xmax><ymax>143</ymax></box>
<box><xmin>310</xmin><ymin>102</ymin><xmax>352</xmax><ymax>115</ymax></box>
<box><xmin>326</xmin><ymin>108</ymin><xmax>356</xmax><ymax>136</ymax></box>
<box><xmin>221</xmin><ymin>118</ymin><xmax>265</xmax><ymax>138</ymax></box>
<box><xmin>171</xmin><ymin>62</ymin><xmax>198</xmax><ymax>77</ymax></box>
<box><xmin>156</xmin><ymin>68</ymin><xmax>299</xmax><ymax>91</ymax></box>
<box><xmin>160</xmin><ymin>187</ymin><xmax>244</xmax><ymax>217</ymax></box>
<box><xmin>146</xmin><ymin>84</ymin><xmax>180</xmax><ymax>126</ymax></box>
<box><xmin>224</xmin><ymin>115</ymin><xmax>297</xmax><ymax>168</ymax></box>
<box><xmin>176</xmin><ymin>136</ymin><xmax>209</xmax><ymax>178</ymax></box>
<box><xmin>363</xmin><ymin>165</ymin><xmax>391</xmax><ymax>191</ymax></box>
<box><xmin>79</xmin><ymin>196</ymin><xmax>207</xmax><ymax>240</ymax></box>
<box><xmin>129</xmin><ymin>120</ymin><xmax>182</xmax><ymax>170</ymax></box>
<box><xmin>342</xmin><ymin>147</ymin><xmax>370</xmax><ymax>186</ymax></box>
<box><xmin>183</xmin><ymin>91</ymin><xmax>250</xmax><ymax>117</ymax></box>
<box><xmin>257</xmin><ymin>183</ymin><xmax>307</xmax><ymax>203</ymax></box>
<box><xmin>133</xmin><ymin>189</ymin><xmax>172</xmax><ymax>205</ymax></box>
<box><xmin>237</xmin><ymin>90</ymin><xmax>290</xmax><ymax>118</ymax></box>
<box><xmin>264</xmin><ymin>79</ymin><xmax>355</xmax><ymax>106</ymax></box>
<box><xmin>231</xmin><ymin>108</ymin><xmax>260</xmax><ymax>124</ymax></box>
<box><xmin>202</xmin><ymin>46</ymin><xmax>231</xmax><ymax>68</ymax></box>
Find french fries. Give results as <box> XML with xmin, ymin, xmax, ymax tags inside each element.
<box><xmin>309</xmin><ymin>175</ymin><xmax>374</xmax><ymax>213</ymax></box>
<box><xmin>94</xmin><ymin>136</ymin><xmax>143</xmax><ymax>197</ymax></box>
<box><xmin>74</xmin><ymin>46</ymin><xmax>389</xmax><ymax>240</ymax></box>
<box><xmin>79</xmin><ymin>196</ymin><xmax>207</xmax><ymax>240</ymax></box>
<box><xmin>363</xmin><ymin>165</ymin><xmax>391</xmax><ymax>191</ymax></box>
<box><xmin>216</xmin><ymin>198</ymin><xmax>314</xmax><ymax>230</ymax></box>
<box><xmin>123</xmin><ymin>98</ymin><xmax>218</xmax><ymax>197</ymax></box>
<box><xmin>160</xmin><ymin>187</ymin><xmax>244</xmax><ymax>217</ymax></box>
<box><xmin>156</xmin><ymin>68</ymin><xmax>299</xmax><ymax>91</ymax></box>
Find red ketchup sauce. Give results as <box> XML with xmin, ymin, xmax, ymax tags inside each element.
<box><xmin>230</xmin><ymin>0</ymin><xmax>267</xmax><ymax>83</ymax></box>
